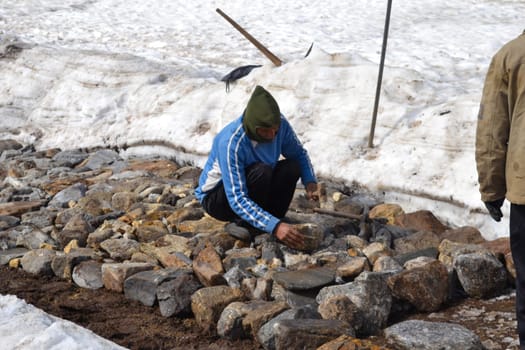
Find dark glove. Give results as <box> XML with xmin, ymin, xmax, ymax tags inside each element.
<box><xmin>484</xmin><ymin>198</ymin><xmax>505</xmax><ymax>222</ymax></box>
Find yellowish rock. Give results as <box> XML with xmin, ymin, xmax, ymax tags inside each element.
<box><xmin>9</xmin><ymin>258</ymin><xmax>21</xmax><ymax>268</ymax></box>
<box><xmin>64</xmin><ymin>239</ymin><xmax>80</xmax><ymax>253</ymax></box>
<box><xmin>40</xmin><ymin>243</ymin><xmax>57</xmax><ymax>250</ymax></box>
<box><xmin>369</xmin><ymin>203</ymin><xmax>404</xmax><ymax>225</ymax></box>
<box><xmin>177</xmin><ymin>214</ymin><xmax>226</xmax><ymax>234</ymax></box>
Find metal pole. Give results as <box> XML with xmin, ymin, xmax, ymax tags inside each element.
<box><xmin>368</xmin><ymin>0</ymin><xmax>393</xmax><ymax>148</ymax></box>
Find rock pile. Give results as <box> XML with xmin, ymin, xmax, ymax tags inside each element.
<box><xmin>0</xmin><ymin>139</ymin><xmax>515</xmax><ymax>350</ymax></box>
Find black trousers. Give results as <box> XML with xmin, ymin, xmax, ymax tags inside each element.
<box><xmin>201</xmin><ymin>159</ymin><xmax>301</xmax><ymax>225</ymax></box>
<box><xmin>511</xmin><ymin>204</ymin><xmax>525</xmax><ymax>350</ymax></box>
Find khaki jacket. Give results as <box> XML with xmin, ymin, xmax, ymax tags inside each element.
<box><xmin>476</xmin><ymin>32</ymin><xmax>525</xmax><ymax>204</ymax></box>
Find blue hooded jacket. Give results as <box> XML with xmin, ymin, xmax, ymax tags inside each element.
<box><xmin>195</xmin><ymin>113</ymin><xmax>316</xmax><ymax>234</ymax></box>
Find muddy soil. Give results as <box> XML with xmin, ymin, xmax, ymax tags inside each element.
<box><xmin>0</xmin><ymin>266</ymin><xmax>261</xmax><ymax>350</ymax></box>
<box><xmin>0</xmin><ymin>265</ymin><xmax>520</xmax><ymax>350</ymax></box>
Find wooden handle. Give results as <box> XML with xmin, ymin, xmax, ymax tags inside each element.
<box><xmin>313</xmin><ymin>208</ymin><xmax>363</xmax><ymax>221</ymax></box>
<box><xmin>216</xmin><ymin>8</ymin><xmax>282</xmax><ymax>67</ymax></box>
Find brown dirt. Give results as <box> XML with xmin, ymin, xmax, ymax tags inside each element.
<box><xmin>0</xmin><ymin>265</ymin><xmax>520</xmax><ymax>349</ymax></box>
<box><xmin>0</xmin><ymin>266</ymin><xmax>262</xmax><ymax>350</ymax></box>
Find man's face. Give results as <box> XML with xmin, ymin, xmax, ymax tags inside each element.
<box><xmin>255</xmin><ymin>126</ymin><xmax>279</xmax><ymax>141</ymax></box>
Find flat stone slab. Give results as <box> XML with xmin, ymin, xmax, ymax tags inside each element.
<box><xmin>272</xmin><ymin>266</ymin><xmax>335</xmax><ymax>291</ymax></box>
<box><xmin>384</xmin><ymin>320</ymin><xmax>484</xmax><ymax>350</ymax></box>
<box><xmin>0</xmin><ymin>201</ymin><xmax>45</xmax><ymax>216</ymax></box>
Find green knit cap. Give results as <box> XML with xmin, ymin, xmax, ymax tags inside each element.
<box><xmin>243</xmin><ymin>85</ymin><xmax>281</xmax><ymax>143</ymax></box>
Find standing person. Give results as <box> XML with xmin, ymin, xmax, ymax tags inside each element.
<box><xmin>475</xmin><ymin>30</ymin><xmax>525</xmax><ymax>349</ymax></box>
<box><xmin>195</xmin><ymin>85</ymin><xmax>319</xmax><ymax>249</ymax></box>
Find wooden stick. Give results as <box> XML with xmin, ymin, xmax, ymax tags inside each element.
<box><xmin>313</xmin><ymin>208</ymin><xmax>363</xmax><ymax>221</ymax></box>
<box><xmin>216</xmin><ymin>8</ymin><xmax>283</xmax><ymax>67</ymax></box>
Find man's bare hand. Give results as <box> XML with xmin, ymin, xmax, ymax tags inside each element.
<box><xmin>306</xmin><ymin>182</ymin><xmax>319</xmax><ymax>201</ymax></box>
<box><xmin>274</xmin><ymin>222</ymin><xmax>305</xmax><ymax>249</ymax></box>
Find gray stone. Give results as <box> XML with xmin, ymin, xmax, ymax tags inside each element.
<box><xmin>190</xmin><ymin>286</ymin><xmax>244</xmax><ymax>332</ymax></box>
<box><xmin>10</xmin><ymin>186</ymin><xmax>45</xmax><ymax>202</ymax></box>
<box><xmin>0</xmin><ymin>226</ymin><xmax>21</xmax><ymax>250</ymax></box>
<box><xmin>52</xmin><ymin>149</ymin><xmax>89</xmax><ymax>168</ymax></box>
<box><xmin>272</xmin><ymin>266</ymin><xmax>335</xmax><ymax>291</ymax></box>
<box><xmin>394</xmin><ymin>247</ymin><xmax>439</xmax><ymax>266</ymax></box>
<box><xmin>48</xmin><ymin>183</ymin><xmax>87</xmax><ymax>208</ymax></box>
<box><xmin>372</xmin><ymin>255</ymin><xmax>403</xmax><ymax>272</ymax></box>
<box><xmin>282</xmin><ymin>250</ymin><xmax>315</xmax><ymax>269</ymax></box>
<box><xmin>109</xmin><ymin>170</ymin><xmax>149</xmax><ymax>181</ymax></box>
<box><xmin>101</xmin><ymin>262</ymin><xmax>156</xmax><ymax>293</ymax></box>
<box><xmin>20</xmin><ymin>209</ymin><xmax>57</xmax><ymax>229</ymax></box>
<box><xmin>311</xmin><ymin>249</ymin><xmax>351</xmax><ymax>266</ymax></box>
<box><xmin>111</xmin><ymin>192</ymin><xmax>139</xmax><ymax>211</ymax></box>
<box><xmin>123</xmin><ymin>268</ymin><xmax>185</xmax><ymax>306</ymax></box>
<box><xmin>54</xmin><ymin>207</ymin><xmax>90</xmax><ymax>227</ymax></box>
<box><xmin>55</xmin><ymin>229</ymin><xmax>89</xmax><ymax>249</ymax></box>
<box><xmin>0</xmin><ymin>215</ymin><xmax>20</xmax><ymax>230</ymax></box>
<box><xmin>223</xmin><ymin>265</ymin><xmax>253</xmax><ymax>289</ymax></box>
<box><xmin>316</xmin><ymin>271</ymin><xmax>392</xmax><ymax>336</ymax></box>
<box><xmin>0</xmin><ymin>149</ymin><xmax>22</xmax><ymax>160</ymax></box>
<box><xmin>0</xmin><ymin>139</ymin><xmax>23</xmax><ymax>153</ymax></box>
<box><xmin>51</xmin><ymin>248</ymin><xmax>96</xmax><ymax>279</ymax></box>
<box><xmin>362</xmin><ymin>241</ymin><xmax>393</xmax><ymax>265</ymax></box>
<box><xmin>273</xmin><ymin>319</ymin><xmax>354</xmax><ymax>350</ymax></box>
<box><xmin>0</xmin><ymin>247</ymin><xmax>29</xmax><ymax>265</ymax></box>
<box><xmin>384</xmin><ymin>320</ymin><xmax>484</xmax><ymax>350</ymax></box>
<box><xmin>257</xmin><ymin>306</ymin><xmax>321</xmax><ymax>350</ymax></box>
<box><xmin>242</xmin><ymin>277</ymin><xmax>273</xmax><ymax>301</ymax></box>
<box><xmin>335</xmin><ymin>256</ymin><xmax>370</xmax><ymax>281</ymax></box>
<box><xmin>76</xmin><ymin>192</ymin><xmax>113</xmax><ymax>218</ymax></box>
<box><xmin>218</xmin><ymin>300</ymin><xmax>289</xmax><ymax>340</ymax></box>
<box><xmin>260</xmin><ymin>241</ymin><xmax>283</xmax><ymax>263</ymax></box>
<box><xmin>223</xmin><ymin>248</ymin><xmax>259</xmax><ymax>271</ymax></box>
<box><xmin>45</xmin><ymin>166</ymin><xmax>76</xmax><ymax>177</ymax></box>
<box><xmin>63</xmin><ymin>213</ymin><xmax>93</xmax><ymax>233</ymax></box>
<box><xmin>294</xmin><ymin>223</ymin><xmax>324</xmax><ymax>252</ymax></box>
<box><xmin>12</xmin><ymin>225</ymin><xmax>55</xmax><ymax>249</ymax></box>
<box><xmin>453</xmin><ymin>252</ymin><xmax>508</xmax><ymax>299</ymax></box>
<box><xmin>88</xmin><ymin>211</ymin><xmax>125</xmax><ymax>229</ymax></box>
<box><xmin>393</xmin><ymin>230</ymin><xmax>441</xmax><ymax>255</ymax></box>
<box><xmin>387</xmin><ymin>260</ymin><xmax>449</xmax><ymax>312</ymax></box>
<box><xmin>87</xmin><ymin>227</ymin><xmax>115</xmax><ymax>249</ymax></box>
<box><xmin>100</xmin><ymin>238</ymin><xmax>140</xmax><ymax>261</ymax></box>
<box><xmin>438</xmin><ymin>239</ymin><xmax>487</xmax><ymax>268</ymax></box>
<box><xmin>403</xmin><ymin>256</ymin><xmax>437</xmax><ymax>270</ymax></box>
<box><xmin>72</xmin><ymin>260</ymin><xmax>104</xmax><ymax>289</ymax></box>
<box><xmin>81</xmin><ymin>149</ymin><xmax>122</xmax><ymax>170</ymax></box>
<box><xmin>157</xmin><ymin>272</ymin><xmax>201</xmax><ymax>317</ymax></box>
<box><xmin>21</xmin><ymin>248</ymin><xmax>56</xmax><ymax>275</ymax></box>
<box><xmin>318</xmin><ymin>295</ymin><xmax>363</xmax><ymax>331</ymax></box>
<box><xmin>271</xmin><ymin>282</ymin><xmax>317</xmax><ymax>308</ymax></box>
<box><xmin>242</xmin><ymin>301</ymin><xmax>290</xmax><ymax>339</ymax></box>
<box><xmin>134</xmin><ymin>220</ymin><xmax>168</xmax><ymax>242</ymax></box>
<box><xmin>217</xmin><ymin>301</ymin><xmax>266</xmax><ymax>340</ymax></box>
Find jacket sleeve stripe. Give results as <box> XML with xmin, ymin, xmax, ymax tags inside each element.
<box><xmin>226</xmin><ymin>125</ymin><xmax>271</xmax><ymax>228</ymax></box>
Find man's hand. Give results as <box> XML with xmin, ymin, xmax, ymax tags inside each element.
<box><xmin>306</xmin><ymin>182</ymin><xmax>319</xmax><ymax>201</ymax></box>
<box><xmin>274</xmin><ymin>222</ymin><xmax>305</xmax><ymax>249</ymax></box>
<box><xmin>484</xmin><ymin>198</ymin><xmax>505</xmax><ymax>222</ymax></box>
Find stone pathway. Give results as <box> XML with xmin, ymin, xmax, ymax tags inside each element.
<box><xmin>0</xmin><ymin>141</ymin><xmax>519</xmax><ymax>349</ymax></box>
